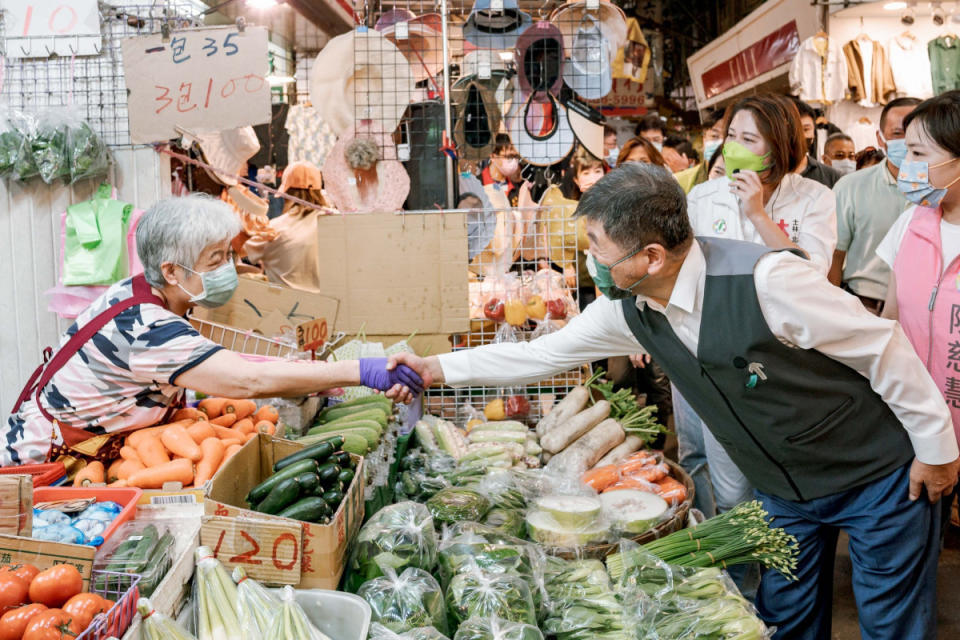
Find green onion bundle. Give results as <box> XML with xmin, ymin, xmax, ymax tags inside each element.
<box><xmin>606</xmin><ymin>501</ymin><xmax>799</xmax><ymax>581</ymax></box>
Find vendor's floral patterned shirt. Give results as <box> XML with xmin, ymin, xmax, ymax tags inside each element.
<box><xmin>3</xmin><ymin>278</ymin><xmax>222</xmax><ymax>465</ymax></box>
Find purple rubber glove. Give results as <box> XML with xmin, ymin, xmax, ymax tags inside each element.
<box><xmin>358</xmin><ymin>358</ymin><xmax>424</xmax><ymax>394</ymax></box>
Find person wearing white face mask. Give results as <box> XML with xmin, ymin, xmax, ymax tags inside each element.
<box><xmin>603</xmin><ymin>126</ymin><xmax>619</xmax><ymax>168</ymax></box>
<box><xmin>829</xmin><ymin>97</ymin><xmax>921</xmax><ymax>314</ymax></box>
<box><xmin>635</xmin><ymin>113</ymin><xmax>666</xmax><ymax>153</ymax></box>
<box><xmin>821</xmin><ymin>133</ymin><xmax>857</xmax><ymax>176</ymax></box>
<box><xmin>2</xmin><ymin>194</ymin><xmax>423</xmax><ymax>470</ymax></box>
<box><xmin>676</xmin><ymin>111</ymin><xmax>725</xmax><ymax>194</ymax></box>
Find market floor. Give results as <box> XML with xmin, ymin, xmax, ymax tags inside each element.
<box><xmin>831</xmin><ymin>529</ymin><xmax>960</xmax><ymax>638</ymax></box>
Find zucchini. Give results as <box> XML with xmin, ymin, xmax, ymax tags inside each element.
<box><xmin>277</xmin><ymin>496</ymin><xmax>331</xmax><ymax>522</ymax></box>
<box><xmin>332</xmin><ymin>451</ymin><xmax>354</xmax><ymax>468</ymax></box>
<box><xmin>337</xmin><ymin>468</ymin><xmax>355</xmax><ymax>488</ymax></box>
<box><xmin>273</xmin><ymin>437</ymin><xmax>343</xmax><ymax>472</ymax></box>
<box><xmin>246</xmin><ymin>459</ymin><xmax>318</xmax><ymax>505</ymax></box>
<box><xmin>298</xmin><ymin>433</ymin><xmax>368</xmax><ymax>455</ymax></box>
<box><xmin>307</xmin><ymin>425</ymin><xmax>379</xmax><ymax>449</ymax></box>
<box><xmin>254</xmin><ymin>477</ymin><xmax>302</xmax><ymax>514</ymax></box>
<box><xmin>319</xmin><ymin>408</ymin><xmax>388</xmax><ymax>429</ymax></box>
<box><xmin>295</xmin><ymin>472</ymin><xmax>321</xmax><ymax>494</ymax></box>
<box><xmin>317</xmin><ymin>462</ymin><xmax>342</xmax><ymax>487</ymax></box>
<box><xmin>322</xmin><ymin>489</ymin><xmax>345</xmax><ymax>507</ymax></box>
<box><xmin>308</xmin><ymin>419</ymin><xmax>383</xmax><ymax>438</ymax></box>
<box><xmin>316</xmin><ymin>395</ymin><xmax>392</xmax><ymax>421</ymax></box>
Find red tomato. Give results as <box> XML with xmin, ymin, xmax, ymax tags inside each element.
<box><xmin>0</xmin><ymin>564</ymin><xmax>39</xmax><ymax>586</ymax></box>
<box><xmin>22</xmin><ymin>609</ymin><xmax>81</xmax><ymax>640</ymax></box>
<box><xmin>62</xmin><ymin>593</ymin><xmax>110</xmax><ymax>632</ymax></box>
<box><xmin>0</xmin><ymin>576</ymin><xmax>28</xmax><ymax>615</ymax></box>
<box><xmin>28</xmin><ymin>566</ymin><xmax>82</xmax><ymax>609</ymax></box>
<box><xmin>0</xmin><ymin>604</ymin><xmax>47</xmax><ymax>640</ymax></box>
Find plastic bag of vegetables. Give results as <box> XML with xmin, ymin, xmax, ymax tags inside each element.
<box><xmin>31</xmin><ymin>108</ymin><xmax>70</xmax><ymax>184</ymax></box>
<box><xmin>481</xmin><ymin>508</ymin><xmax>526</xmax><ymax>538</ymax></box>
<box><xmin>233</xmin><ymin>567</ymin><xmax>281</xmax><ymax>639</ymax></box>
<box><xmin>369</xmin><ymin>623</ymin><xmax>451</xmax><ymax>640</ymax></box>
<box><xmin>358</xmin><ymin>567</ymin><xmax>449</xmax><ymax>635</ymax></box>
<box><xmin>10</xmin><ymin>110</ymin><xmax>38</xmax><ymax>181</ymax></box>
<box><xmin>193</xmin><ymin>547</ymin><xmax>242</xmax><ymax>640</ymax></box>
<box><xmin>137</xmin><ymin>597</ymin><xmax>197</xmax><ymax>640</ymax></box>
<box><xmin>524</xmin><ymin>494</ymin><xmax>610</xmax><ymax>549</ymax></box>
<box><xmin>437</xmin><ymin>527</ymin><xmax>541</xmax><ymax>589</ymax></box>
<box><xmin>67</xmin><ymin>118</ymin><xmax>109</xmax><ymax>184</ymax></box>
<box><xmin>452</xmin><ymin>617</ymin><xmax>544</xmax><ymax>640</ymax></box>
<box><xmin>267</xmin><ymin>585</ymin><xmax>332</xmax><ymax>640</ymax></box>
<box><xmin>0</xmin><ymin>107</ymin><xmax>22</xmax><ymax>178</ymax></box>
<box><xmin>347</xmin><ymin>501</ymin><xmax>438</xmax><ymax>590</ymax></box>
<box><xmin>426</xmin><ymin>488</ymin><xmax>491</xmax><ymax>525</ymax></box>
<box><xmin>446</xmin><ymin>568</ymin><xmax>538</xmax><ymax>628</ymax></box>
<box><xmin>540</xmin><ymin>557</ymin><xmax>629</xmax><ymax>640</ymax></box>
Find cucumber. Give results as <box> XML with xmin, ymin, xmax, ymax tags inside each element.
<box><xmin>246</xmin><ymin>459</ymin><xmax>318</xmax><ymax>505</ymax></box>
<box><xmin>319</xmin><ymin>408</ymin><xmax>388</xmax><ymax>429</ymax></box>
<box><xmin>332</xmin><ymin>452</ymin><xmax>354</xmax><ymax>468</ymax></box>
<box><xmin>308</xmin><ymin>419</ymin><xmax>383</xmax><ymax>438</ymax></box>
<box><xmin>308</xmin><ymin>425</ymin><xmax>380</xmax><ymax>449</ymax></box>
<box><xmin>277</xmin><ymin>496</ymin><xmax>331</xmax><ymax>522</ymax></box>
<box><xmin>273</xmin><ymin>437</ymin><xmax>343</xmax><ymax>472</ymax></box>
<box><xmin>337</xmin><ymin>469</ymin><xmax>355</xmax><ymax>488</ymax></box>
<box><xmin>295</xmin><ymin>472</ymin><xmax>321</xmax><ymax>494</ymax></box>
<box><xmin>254</xmin><ymin>477</ymin><xmax>302</xmax><ymax>514</ymax></box>
<box><xmin>322</xmin><ymin>489</ymin><xmax>345</xmax><ymax>508</ymax></box>
<box><xmin>97</xmin><ymin>527</ymin><xmax>149</xmax><ymax>592</ymax></box>
<box><xmin>317</xmin><ymin>462</ymin><xmax>341</xmax><ymax>487</ymax></box>
<box><xmin>316</xmin><ymin>395</ymin><xmax>392</xmax><ymax>421</ymax></box>
<box><xmin>127</xmin><ymin>524</ymin><xmax>159</xmax><ymax>569</ymax></box>
<box><xmin>298</xmin><ymin>433</ymin><xmax>368</xmax><ymax>455</ymax></box>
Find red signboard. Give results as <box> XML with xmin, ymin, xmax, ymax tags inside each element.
<box><xmin>701</xmin><ymin>21</ymin><xmax>800</xmax><ymax>100</ymax></box>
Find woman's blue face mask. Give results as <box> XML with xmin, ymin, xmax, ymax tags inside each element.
<box><xmin>176</xmin><ymin>260</ymin><xmax>239</xmax><ymax>308</ymax></box>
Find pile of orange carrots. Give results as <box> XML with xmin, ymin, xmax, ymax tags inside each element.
<box><xmin>581</xmin><ymin>451</ymin><xmax>689</xmax><ymax>505</ymax></box>
<box><xmin>74</xmin><ymin>398</ymin><xmax>280</xmax><ymax>490</ymax></box>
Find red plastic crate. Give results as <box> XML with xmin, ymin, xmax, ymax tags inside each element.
<box><xmin>0</xmin><ymin>462</ymin><xmax>66</xmax><ymax>486</ymax></box>
<box><xmin>32</xmin><ymin>487</ymin><xmax>143</xmax><ymax>546</ymax></box>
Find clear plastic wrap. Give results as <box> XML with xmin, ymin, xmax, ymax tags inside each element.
<box><xmin>192</xmin><ymin>547</ymin><xmax>242</xmax><ymax>640</ymax></box>
<box><xmin>369</xmin><ymin>623</ymin><xmax>451</xmax><ymax>640</ymax></box>
<box><xmin>358</xmin><ymin>567</ymin><xmax>449</xmax><ymax>635</ymax></box>
<box><xmin>137</xmin><ymin>597</ymin><xmax>197</xmax><ymax>640</ymax></box>
<box><xmin>540</xmin><ymin>556</ymin><xmax>629</xmax><ymax>640</ymax></box>
<box><xmin>267</xmin><ymin>585</ymin><xmax>332</xmax><ymax>640</ymax></box>
<box><xmin>0</xmin><ymin>107</ymin><xmax>21</xmax><ymax>178</ymax></box>
<box><xmin>426</xmin><ymin>488</ymin><xmax>491</xmax><ymax>526</ymax></box>
<box><xmin>348</xmin><ymin>501</ymin><xmax>438</xmax><ymax>585</ymax></box>
<box><xmin>10</xmin><ymin>110</ymin><xmax>38</xmax><ymax>181</ymax></box>
<box><xmin>67</xmin><ymin>118</ymin><xmax>110</xmax><ymax>183</ymax></box>
<box><xmin>446</xmin><ymin>568</ymin><xmax>538</xmax><ymax>628</ymax></box>
<box><xmin>452</xmin><ymin>617</ymin><xmax>544</xmax><ymax>640</ymax></box>
<box><xmin>93</xmin><ymin>520</ymin><xmax>176</xmax><ymax>596</ymax></box>
<box><xmin>523</xmin><ymin>481</ymin><xmax>612</xmax><ymax>549</ymax></box>
<box><xmin>233</xmin><ymin>567</ymin><xmax>281</xmax><ymax>640</ymax></box>
<box><xmin>31</xmin><ymin>108</ymin><xmax>70</xmax><ymax>184</ymax></box>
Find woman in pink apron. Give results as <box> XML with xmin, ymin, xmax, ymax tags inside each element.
<box><xmin>5</xmin><ymin>194</ymin><xmax>422</xmax><ymax>472</ymax></box>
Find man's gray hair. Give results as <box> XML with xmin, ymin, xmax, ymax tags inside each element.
<box><xmin>137</xmin><ymin>194</ymin><xmax>242</xmax><ymax>288</ymax></box>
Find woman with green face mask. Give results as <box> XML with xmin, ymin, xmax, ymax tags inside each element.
<box><xmin>676</xmin><ymin>95</ymin><xmax>839</xmax><ymax>523</ymax></box>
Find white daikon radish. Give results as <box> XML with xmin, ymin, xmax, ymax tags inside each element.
<box><xmin>546</xmin><ymin>419</ymin><xmax>625</xmax><ymax>474</ymax></box>
<box><xmin>535</xmin><ymin>386</ymin><xmax>591</xmax><ymax>438</ymax></box>
<box><xmin>540</xmin><ymin>400</ymin><xmax>611</xmax><ymax>454</ymax></box>
<box><xmin>593</xmin><ymin>435</ymin><xmax>645</xmax><ymax>468</ymax></box>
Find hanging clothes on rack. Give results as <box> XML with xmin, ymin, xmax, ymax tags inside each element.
<box><xmin>843</xmin><ymin>37</ymin><xmax>896</xmax><ymax>107</ymax></box>
<box><xmin>285</xmin><ymin>103</ymin><xmax>337</xmax><ymax>169</ymax></box>
<box><xmin>789</xmin><ymin>34</ymin><xmax>847</xmax><ymax>105</ymax></box>
<box><xmin>929</xmin><ymin>34</ymin><xmax>960</xmax><ymax>95</ymax></box>
<box><xmin>888</xmin><ymin>33</ymin><xmax>933</xmax><ymax>99</ymax></box>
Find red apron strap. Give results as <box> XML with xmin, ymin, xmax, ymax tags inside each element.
<box><xmin>12</xmin><ymin>275</ymin><xmax>166</xmax><ymax>423</ymax></box>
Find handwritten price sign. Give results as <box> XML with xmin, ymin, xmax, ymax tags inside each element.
<box><xmin>296</xmin><ymin>318</ymin><xmax>328</xmax><ymax>353</ymax></box>
<box><xmin>200</xmin><ymin>515</ymin><xmax>302</xmax><ymax>585</ymax></box>
<box><xmin>121</xmin><ymin>26</ymin><xmax>271</xmax><ymax>144</ymax></box>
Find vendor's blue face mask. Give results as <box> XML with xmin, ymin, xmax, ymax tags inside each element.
<box><xmin>587</xmin><ymin>248</ymin><xmax>648</xmax><ymax>300</ymax></box>
<box><xmin>177</xmin><ymin>261</ymin><xmax>238</xmax><ymax>308</ymax></box>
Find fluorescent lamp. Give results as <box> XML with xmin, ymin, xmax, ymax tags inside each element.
<box><xmin>248</xmin><ymin>0</ymin><xmax>279</xmax><ymax>8</ymax></box>
<box><xmin>267</xmin><ymin>75</ymin><xmax>296</xmax><ymax>86</ymax></box>
<box><xmin>498</xmin><ymin>51</ymin><xmax>514</xmax><ymax>61</ymax></box>
<box><xmin>883</xmin><ymin>2</ymin><xmax>907</xmax><ymax>9</ymax></box>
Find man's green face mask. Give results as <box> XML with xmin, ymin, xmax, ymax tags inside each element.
<box><xmin>586</xmin><ymin>248</ymin><xmax>648</xmax><ymax>300</ymax></box>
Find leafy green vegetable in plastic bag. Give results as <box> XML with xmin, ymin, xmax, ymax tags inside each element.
<box><xmin>32</xmin><ymin>110</ymin><xmax>70</xmax><ymax>184</ymax></box>
<box><xmin>68</xmin><ymin>119</ymin><xmax>109</xmax><ymax>183</ymax></box>
<box><xmin>0</xmin><ymin>109</ymin><xmax>22</xmax><ymax>178</ymax></box>
<box><xmin>482</xmin><ymin>508</ymin><xmax>525</xmax><ymax>538</ymax></box>
<box><xmin>10</xmin><ymin>111</ymin><xmax>38</xmax><ymax>181</ymax></box>
<box><xmin>446</xmin><ymin>569</ymin><xmax>538</xmax><ymax>628</ymax></box>
<box><xmin>368</xmin><ymin>623</ymin><xmax>450</xmax><ymax>640</ymax></box>
<box><xmin>427</xmin><ymin>488</ymin><xmax>491</xmax><ymax>525</ymax></box>
<box><xmin>358</xmin><ymin>567</ymin><xmax>449</xmax><ymax>635</ymax></box>
<box><xmin>452</xmin><ymin>617</ymin><xmax>544</xmax><ymax>640</ymax></box>
<box><xmin>347</xmin><ymin>501</ymin><xmax>438</xmax><ymax>589</ymax></box>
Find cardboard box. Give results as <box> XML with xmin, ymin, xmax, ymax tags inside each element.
<box><xmin>0</xmin><ymin>534</ymin><xmax>95</xmax><ymax>588</ymax></box>
<box><xmin>204</xmin><ymin>434</ymin><xmax>365</xmax><ymax>589</ymax></box>
<box><xmin>316</xmin><ymin>211</ymin><xmax>470</xmax><ymax>335</ymax></box>
<box><xmin>0</xmin><ymin>475</ymin><xmax>32</xmax><ymax>536</ymax></box>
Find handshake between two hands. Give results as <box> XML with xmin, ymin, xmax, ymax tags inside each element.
<box><xmin>357</xmin><ymin>354</ymin><xmax>439</xmax><ymax>405</ymax></box>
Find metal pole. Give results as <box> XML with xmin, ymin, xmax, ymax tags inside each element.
<box><xmin>440</xmin><ymin>0</ymin><xmax>455</xmax><ymax>209</ymax></box>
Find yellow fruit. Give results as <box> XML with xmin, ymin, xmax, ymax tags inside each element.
<box><xmin>484</xmin><ymin>398</ymin><xmax>506</xmax><ymax>421</ymax></box>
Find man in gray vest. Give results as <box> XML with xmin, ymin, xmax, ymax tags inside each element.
<box><xmin>393</xmin><ymin>164</ymin><xmax>959</xmax><ymax>640</ymax></box>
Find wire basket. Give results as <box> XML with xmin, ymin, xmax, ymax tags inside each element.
<box><xmin>77</xmin><ymin>570</ymin><xmax>141</xmax><ymax>640</ymax></box>
<box><xmin>188</xmin><ymin>316</ymin><xmax>299</xmax><ymax>359</ymax></box>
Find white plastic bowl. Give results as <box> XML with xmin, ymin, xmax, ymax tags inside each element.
<box><xmin>273</xmin><ymin>588</ymin><xmax>372</xmax><ymax>640</ymax></box>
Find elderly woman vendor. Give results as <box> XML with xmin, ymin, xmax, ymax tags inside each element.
<box><xmin>4</xmin><ymin>195</ymin><xmax>422</xmax><ymax>466</ymax></box>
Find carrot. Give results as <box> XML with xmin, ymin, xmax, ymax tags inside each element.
<box><xmin>194</xmin><ymin>438</ymin><xmax>225</xmax><ymax>486</ymax></box>
<box><xmin>232</xmin><ymin>418</ymin><xmax>254</xmax><ymax>435</ymax></box>
<box><xmin>136</xmin><ymin>436</ymin><xmax>170</xmax><ymax>468</ymax></box>
<box><xmin>107</xmin><ymin>479</ymin><xmax>129</xmax><ymax>488</ymax></box>
<box><xmin>211</xmin><ymin>413</ymin><xmax>238</xmax><ymax>427</ymax></box>
<box><xmin>603</xmin><ymin>477</ymin><xmax>659</xmax><ymax>493</ymax></box>
<box><xmin>241</xmin><ymin>432</ymin><xmax>256</xmax><ymax>443</ymax></box>
<box><xmin>186</xmin><ymin>421</ymin><xmax>217</xmax><ymax>445</ymax></box>
<box><xmin>117</xmin><ymin>459</ymin><xmax>145</xmax><ymax>480</ymax></box>
<box><xmin>107</xmin><ymin>459</ymin><xmax>124</xmax><ymax>483</ymax></box>
<box><xmin>220</xmin><ymin>438</ymin><xmax>243</xmax><ymax>448</ymax></box>
<box><xmin>224</xmin><ymin>443</ymin><xmax>243</xmax><ymax>460</ymax></box>
<box><xmin>212</xmin><ymin>425</ymin><xmax>238</xmax><ymax>440</ymax></box>
<box><xmin>198</xmin><ymin>397</ymin><xmax>229</xmax><ymax>419</ymax></box>
<box><xmin>119</xmin><ymin>446</ymin><xmax>143</xmax><ymax>466</ymax></box>
<box><xmin>172</xmin><ymin>408</ymin><xmax>204</xmax><ymax>422</ymax></box>
<box><xmin>126</xmin><ymin>425</ymin><xmax>172</xmax><ymax>449</ymax></box>
<box><xmin>161</xmin><ymin>425</ymin><xmax>203</xmax><ymax>462</ymax></box>
<box><xmin>254</xmin><ymin>420</ymin><xmax>276</xmax><ymax>436</ymax></box>
<box><xmin>127</xmin><ymin>458</ymin><xmax>194</xmax><ymax>489</ymax></box>
<box><xmin>655</xmin><ymin>477</ymin><xmax>688</xmax><ymax>505</ymax></box>
<box><xmin>581</xmin><ymin>465</ymin><xmax>621</xmax><ymax>492</ymax></box>
<box><xmin>73</xmin><ymin>461</ymin><xmax>105</xmax><ymax>487</ymax></box>
<box><xmin>225</xmin><ymin>399</ymin><xmax>257</xmax><ymax>420</ymax></box>
<box><xmin>623</xmin><ymin>463</ymin><xmax>669</xmax><ymax>484</ymax></box>
<box><xmin>255</xmin><ymin>405</ymin><xmax>279</xmax><ymax>424</ymax></box>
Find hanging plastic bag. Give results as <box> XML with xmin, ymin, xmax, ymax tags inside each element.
<box><xmin>11</xmin><ymin>110</ymin><xmax>39</xmax><ymax>181</ymax></box>
<box><xmin>358</xmin><ymin>567</ymin><xmax>450</xmax><ymax>635</ymax></box>
<box><xmin>67</xmin><ymin>118</ymin><xmax>110</xmax><ymax>184</ymax></box>
<box><xmin>63</xmin><ymin>183</ymin><xmax>132</xmax><ymax>286</ymax></box>
<box><xmin>267</xmin><ymin>586</ymin><xmax>332</xmax><ymax>640</ymax></box>
<box><xmin>32</xmin><ymin>108</ymin><xmax>71</xmax><ymax>184</ymax></box>
<box><xmin>0</xmin><ymin>106</ymin><xmax>21</xmax><ymax>178</ymax></box>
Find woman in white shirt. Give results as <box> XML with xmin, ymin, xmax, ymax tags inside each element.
<box><xmin>680</xmin><ymin>94</ymin><xmax>839</xmax><ymax>517</ymax></box>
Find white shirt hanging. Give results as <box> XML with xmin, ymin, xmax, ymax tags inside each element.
<box><xmin>887</xmin><ymin>34</ymin><xmax>934</xmax><ymax>99</ymax></box>
<box><xmin>789</xmin><ymin>35</ymin><xmax>848</xmax><ymax>105</ymax></box>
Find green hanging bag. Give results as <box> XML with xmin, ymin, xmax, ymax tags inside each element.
<box><xmin>63</xmin><ymin>183</ymin><xmax>132</xmax><ymax>286</ymax></box>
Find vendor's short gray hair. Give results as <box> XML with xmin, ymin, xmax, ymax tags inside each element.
<box><xmin>137</xmin><ymin>194</ymin><xmax>241</xmax><ymax>288</ymax></box>
<box><xmin>345</xmin><ymin>138</ymin><xmax>379</xmax><ymax>171</ymax></box>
